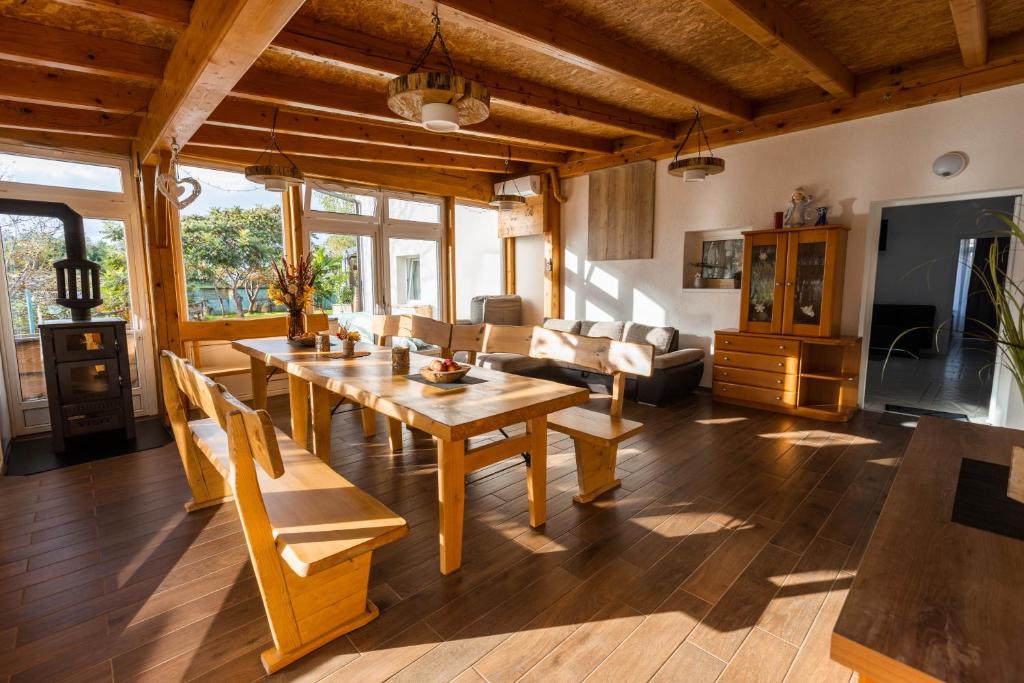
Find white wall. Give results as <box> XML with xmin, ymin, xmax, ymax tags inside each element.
<box><xmin>561</xmin><ymin>83</ymin><xmax>1024</xmax><ymax>427</ymax></box>
<box><xmin>874</xmin><ymin>196</ymin><xmax>1017</xmax><ymax>352</ymax></box>
<box><xmin>516</xmin><ymin>234</ymin><xmax>546</xmax><ymax>325</ymax></box>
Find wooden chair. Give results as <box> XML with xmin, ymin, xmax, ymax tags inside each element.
<box><xmin>160</xmin><ymin>350</ymin><xmax>408</xmax><ymax>673</ymax></box>
<box><xmin>528</xmin><ymin>326</ymin><xmax>655</xmax><ymax>503</ymax></box>
<box><xmin>447</xmin><ymin>322</ymin><xmax>486</xmax><ymax>363</ymax></box>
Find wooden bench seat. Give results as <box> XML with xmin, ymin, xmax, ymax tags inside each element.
<box><xmin>528</xmin><ymin>327</ymin><xmax>655</xmax><ymax>503</ymax></box>
<box><xmin>189</xmin><ymin>419</ymin><xmax>407</xmax><ymax>576</ymax></box>
<box><xmin>161</xmin><ymin>350</ymin><xmax>408</xmax><ymax>673</ymax></box>
<box><xmin>546</xmin><ymin>405</ymin><xmax>644</xmax><ymax>444</ymax></box>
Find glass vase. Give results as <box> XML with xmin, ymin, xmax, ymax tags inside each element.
<box><xmin>287</xmin><ymin>309</ymin><xmax>304</xmax><ymax>340</ymax></box>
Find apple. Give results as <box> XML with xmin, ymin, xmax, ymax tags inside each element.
<box><xmin>429</xmin><ymin>359</ymin><xmax>445</xmax><ymax>372</ymax></box>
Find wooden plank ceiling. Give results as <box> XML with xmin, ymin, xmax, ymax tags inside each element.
<box><xmin>0</xmin><ymin>0</ymin><xmax>1023</xmax><ymax>198</ymax></box>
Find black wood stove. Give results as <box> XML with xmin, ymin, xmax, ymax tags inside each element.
<box><xmin>0</xmin><ymin>199</ymin><xmax>135</xmax><ymax>452</ymax></box>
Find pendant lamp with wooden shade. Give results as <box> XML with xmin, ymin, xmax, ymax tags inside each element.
<box><xmin>387</xmin><ymin>8</ymin><xmax>490</xmax><ymax>133</ymax></box>
<box><xmin>244</xmin><ymin>109</ymin><xmax>304</xmax><ymax>192</ymax></box>
<box><xmin>490</xmin><ymin>149</ymin><xmax>526</xmax><ymax>211</ymax></box>
<box><xmin>668</xmin><ymin>107</ymin><xmax>725</xmax><ymax>182</ymax></box>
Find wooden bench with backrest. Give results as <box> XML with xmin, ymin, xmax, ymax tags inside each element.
<box><xmin>160</xmin><ymin>350</ymin><xmax>408</xmax><ymax>673</ymax></box>
<box><xmin>179</xmin><ymin>312</ymin><xmax>328</xmax><ymax>405</ymax></box>
<box><xmin>528</xmin><ymin>326</ymin><xmax>655</xmax><ymax>503</ymax></box>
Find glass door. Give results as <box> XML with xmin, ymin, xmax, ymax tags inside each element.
<box><xmin>782</xmin><ymin>228</ymin><xmax>836</xmax><ymax>337</ymax></box>
<box><xmin>740</xmin><ymin>231</ymin><xmax>787</xmax><ymax>334</ymax></box>
<box><xmin>381</xmin><ymin>194</ymin><xmax>445</xmax><ymax>320</ymax></box>
<box><xmin>0</xmin><ymin>211</ymin><xmax>152</xmax><ymax>434</ymax></box>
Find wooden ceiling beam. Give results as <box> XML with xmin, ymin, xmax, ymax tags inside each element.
<box><xmin>133</xmin><ymin>0</ymin><xmax>306</xmax><ymax>164</ymax></box>
<box><xmin>696</xmin><ymin>0</ymin><xmax>855</xmax><ymax>97</ymax></box>
<box><xmin>0</xmin><ymin>17</ymin><xmax>165</xmax><ymax>82</ymax></box>
<box><xmin>188</xmin><ymin>126</ymin><xmax>529</xmax><ymax>173</ymax></box>
<box><xmin>949</xmin><ymin>0</ymin><xmax>988</xmax><ymax>67</ymax></box>
<box><xmin>206</xmin><ymin>99</ymin><xmax>567</xmax><ymax>165</ymax></box>
<box><xmin>560</xmin><ymin>39</ymin><xmax>1024</xmax><ymax>178</ymax></box>
<box><xmin>51</xmin><ymin>0</ymin><xmax>191</xmax><ymax>27</ymax></box>
<box><xmin>0</xmin><ymin>63</ymin><xmax>153</xmax><ymax>114</ymax></box>
<box><xmin>274</xmin><ymin>17</ymin><xmax>676</xmax><ymax>140</ymax></box>
<box><xmin>179</xmin><ymin>146</ymin><xmax>495</xmax><ymax>202</ymax></box>
<box><xmin>0</xmin><ymin>100</ymin><xmax>140</xmax><ymax>137</ymax></box>
<box><xmin>0</xmin><ymin>126</ymin><xmax>132</xmax><ymax>155</ymax></box>
<box><xmin>232</xmin><ymin>68</ymin><xmax>613</xmax><ymax>153</ymax></box>
<box><xmin>393</xmin><ymin>0</ymin><xmax>752</xmax><ymax>122</ymax></box>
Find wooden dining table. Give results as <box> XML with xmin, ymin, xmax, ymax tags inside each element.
<box><xmin>232</xmin><ymin>337</ymin><xmax>588</xmax><ymax>574</ymax></box>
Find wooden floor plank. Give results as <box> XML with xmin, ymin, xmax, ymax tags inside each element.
<box><xmin>0</xmin><ymin>394</ymin><xmax>912</xmax><ymax>682</ymax></box>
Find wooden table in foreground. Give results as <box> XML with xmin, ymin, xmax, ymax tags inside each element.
<box><xmin>232</xmin><ymin>338</ymin><xmax>588</xmax><ymax>574</ymax></box>
<box><xmin>831</xmin><ymin>417</ymin><xmax>1024</xmax><ymax>682</ymax></box>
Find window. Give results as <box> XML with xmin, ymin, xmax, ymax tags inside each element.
<box><xmin>0</xmin><ymin>152</ymin><xmax>123</xmax><ymax>193</ymax></box>
<box><xmin>178</xmin><ymin>165</ymin><xmax>285</xmax><ymax>320</ymax></box>
<box><xmin>389</xmin><ymin>238</ymin><xmax>439</xmax><ymax>315</ymax></box>
<box><xmin>310</xmin><ymin>188</ymin><xmax>377</xmax><ymax>218</ymax></box>
<box><xmin>388</xmin><ymin>197</ymin><xmax>441</xmax><ymax>223</ymax></box>
<box><xmin>397</xmin><ymin>255</ymin><xmax>421</xmax><ymax>302</ymax></box>
<box><xmin>309</xmin><ymin>231</ymin><xmax>375</xmax><ymax>314</ymax></box>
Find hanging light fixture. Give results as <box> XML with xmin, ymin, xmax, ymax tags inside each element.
<box><xmin>244</xmin><ymin>109</ymin><xmax>304</xmax><ymax>192</ymax></box>
<box><xmin>387</xmin><ymin>8</ymin><xmax>489</xmax><ymax>133</ymax></box>
<box><xmin>490</xmin><ymin>148</ymin><xmax>526</xmax><ymax>211</ymax></box>
<box><xmin>668</xmin><ymin>107</ymin><xmax>725</xmax><ymax>182</ymax></box>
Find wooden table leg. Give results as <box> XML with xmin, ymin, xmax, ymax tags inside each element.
<box><xmin>310</xmin><ymin>384</ymin><xmax>332</xmax><ymax>465</ymax></box>
<box><xmin>250</xmin><ymin>357</ymin><xmax>268</xmax><ymax>410</ymax></box>
<box><xmin>437</xmin><ymin>437</ymin><xmax>466</xmax><ymax>575</ymax></box>
<box><xmin>359</xmin><ymin>406</ymin><xmax>377</xmax><ymax>437</ymax></box>
<box><xmin>288</xmin><ymin>374</ymin><xmax>310</xmax><ymax>450</ymax></box>
<box><xmin>387</xmin><ymin>416</ymin><xmax>403</xmax><ymax>453</ymax></box>
<box><xmin>526</xmin><ymin>416</ymin><xmax>547</xmax><ymax>528</ymax></box>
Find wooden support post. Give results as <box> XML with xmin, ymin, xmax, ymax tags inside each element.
<box><xmin>310</xmin><ymin>383</ymin><xmax>333</xmax><ymax>465</ymax></box>
<box><xmin>283</xmin><ymin>184</ymin><xmax>304</xmax><ymax>265</ymax></box>
<box><xmin>526</xmin><ymin>415</ymin><xmax>547</xmax><ymax>527</ymax></box>
<box><xmin>250</xmin><ymin>357</ymin><xmax>268</xmax><ymax>410</ymax></box>
<box><xmin>443</xmin><ymin>196</ymin><xmax>457</xmax><ymax>323</ymax></box>
<box><xmin>142</xmin><ymin>153</ymin><xmax>184</xmax><ymax>360</ymax></box>
<box><xmin>437</xmin><ymin>437</ymin><xmax>466</xmax><ymax>574</ymax></box>
<box><xmin>543</xmin><ymin>174</ymin><xmax>562</xmax><ymax>319</ymax></box>
<box><xmin>288</xmin><ymin>374</ymin><xmax>310</xmax><ymax>450</ymax></box>
<box><xmin>503</xmin><ymin>237</ymin><xmax>516</xmax><ymax>294</ymax></box>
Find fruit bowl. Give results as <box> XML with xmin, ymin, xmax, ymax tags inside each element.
<box><xmin>420</xmin><ymin>362</ymin><xmax>470</xmax><ymax>383</ymax></box>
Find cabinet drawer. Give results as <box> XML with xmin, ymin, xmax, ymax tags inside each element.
<box><xmin>713</xmin><ymin>366</ymin><xmax>798</xmax><ymax>392</ymax></box>
<box><xmin>717</xmin><ymin>333</ymin><xmax>800</xmax><ymax>357</ymax></box>
<box><xmin>716</xmin><ymin>350</ymin><xmax>799</xmax><ymax>374</ymax></box>
<box><xmin>713</xmin><ymin>381</ymin><xmax>796</xmax><ymax>407</ymax></box>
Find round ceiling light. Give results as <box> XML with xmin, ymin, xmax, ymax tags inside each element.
<box><xmin>387</xmin><ymin>73</ymin><xmax>489</xmax><ymax>133</ymax></box>
<box><xmin>667</xmin><ymin>156</ymin><xmax>725</xmax><ymax>182</ymax></box>
<box><xmin>932</xmin><ymin>151</ymin><xmax>968</xmax><ymax>178</ymax></box>
<box><xmin>244</xmin><ymin>164</ymin><xmax>304</xmax><ymax>192</ymax></box>
<box><xmin>489</xmin><ymin>194</ymin><xmax>526</xmax><ymax>211</ymax></box>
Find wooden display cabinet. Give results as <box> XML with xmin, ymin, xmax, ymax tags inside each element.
<box><xmin>740</xmin><ymin>224</ymin><xmax>848</xmax><ymax>338</ymax></box>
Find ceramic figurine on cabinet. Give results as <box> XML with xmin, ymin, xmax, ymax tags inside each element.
<box><xmin>784</xmin><ymin>188</ymin><xmax>813</xmax><ymax>227</ymax></box>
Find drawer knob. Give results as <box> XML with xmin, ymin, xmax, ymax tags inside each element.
<box><xmin>775</xmin><ymin>396</ymin><xmax>782</xmax><ymax>401</ymax></box>
<box><xmin>722</xmin><ymin>372</ymin><xmax>729</xmax><ymax>376</ymax></box>
<box><xmin>723</xmin><ymin>340</ymin><xmax>731</xmax><ymax>345</ymax></box>
<box><xmin>778</xmin><ymin>345</ymin><xmax>785</xmax><ymax>350</ymax></box>
<box><xmin>777</xmin><ymin>362</ymin><xmax>783</xmax><ymax>367</ymax></box>
<box><xmin>721</xmin><ymin>387</ymin><xmax>727</xmax><ymax>392</ymax></box>
<box><xmin>775</xmin><ymin>380</ymin><xmax>782</xmax><ymax>384</ymax></box>
<box><xmin>724</xmin><ymin>356</ymin><xmax>730</xmax><ymax>361</ymax></box>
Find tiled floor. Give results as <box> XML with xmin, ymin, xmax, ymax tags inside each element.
<box><xmin>864</xmin><ymin>334</ymin><xmax>995</xmax><ymax>422</ymax></box>
<box><xmin>0</xmin><ymin>393</ymin><xmax>912</xmax><ymax>682</ymax></box>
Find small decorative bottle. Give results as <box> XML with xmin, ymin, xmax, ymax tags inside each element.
<box><xmin>815</xmin><ymin>206</ymin><xmax>829</xmax><ymax>226</ymax></box>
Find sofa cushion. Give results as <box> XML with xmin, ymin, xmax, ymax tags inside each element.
<box><xmin>542</xmin><ymin>318</ymin><xmax>582</xmax><ymax>334</ymax></box>
<box><xmin>653</xmin><ymin>348</ymin><xmax>704</xmax><ymax>369</ymax></box>
<box><xmin>623</xmin><ymin>322</ymin><xmax>676</xmax><ymax>355</ymax></box>
<box><xmin>580</xmin><ymin>320</ymin><xmax>625</xmax><ymax>340</ymax></box>
<box><xmin>476</xmin><ymin>353</ymin><xmax>549</xmax><ymax>374</ymax></box>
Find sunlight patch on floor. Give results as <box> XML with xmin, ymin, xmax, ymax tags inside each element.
<box><xmin>757</xmin><ymin>430</ymin><xmax>879</xmax><ymax>447</ymax></box>
<box><xmin>695</xmin><ymin>417</ymin><xmax>748</xmax><ymax>425</ymax></box>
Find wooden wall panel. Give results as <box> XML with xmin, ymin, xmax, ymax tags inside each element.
<box><xmin>498</xmin><ymin>196</ymin><xmax>545</xmax><ymax>238</ymax></box>
<box><xmin>587</xmin><ymin>160</ymin><xmax>654</xmax><ymax>261</ymax></box>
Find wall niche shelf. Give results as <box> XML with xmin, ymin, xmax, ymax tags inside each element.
<box><xmin>682</xmin><ymin>226</ymin><xmax>748</xmax><ymax>291</ymax></box>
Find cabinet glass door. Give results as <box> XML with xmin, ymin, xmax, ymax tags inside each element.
<box><xmin>783</xmin><ymin>228</ymin><xmax>834</xmax><ymax>336</ymax></box>
<box><xmin>741</xmin><ymin>233</ymin><xmax>786</xmax><ymax>333</ymax></box>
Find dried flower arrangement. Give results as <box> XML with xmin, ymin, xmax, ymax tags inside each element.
<box><xmin>269</xmin><ymin>254</ymin><xmax>319</xmax><ymax>340</ymax></box>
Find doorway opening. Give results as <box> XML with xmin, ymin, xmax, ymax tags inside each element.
<box><xmin>864</xmin><ymin>195</ymin><xmax>1018</xmax><ymax>423</ymax></box>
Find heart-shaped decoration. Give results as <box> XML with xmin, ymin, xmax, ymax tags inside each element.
<box><xmin>157</xmin><ymin>174</ymin><xmax>201</xmax><ymax>210</ymax></box>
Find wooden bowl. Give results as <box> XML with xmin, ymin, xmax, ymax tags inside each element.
<box><xmin>420</xmin><ymin>364</ymin><xmax>470</xmax><ymax>383</ymax></box>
